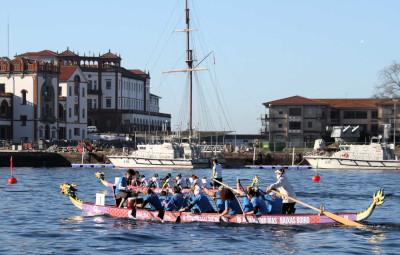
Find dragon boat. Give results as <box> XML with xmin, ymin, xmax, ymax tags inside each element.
<box><xmin>60</xmin><ymin>183</ymin><xmax>384</xmax><ymax>226</ymax></box>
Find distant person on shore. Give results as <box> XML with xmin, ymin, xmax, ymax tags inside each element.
<box><xmin>211</xmin><ymin>159</ymin><xmax>223</xmax><ymax>188</ymax></box>
<box><xmin>266</xmin><ymin>169</ymin><xmax>296</xmax><ymax>214</ymax></box>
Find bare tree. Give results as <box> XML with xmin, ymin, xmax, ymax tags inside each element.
<box><xmin>374</xmin><ymin>61</ymin><xmax>400</xmax><ymax>98</ymax></box>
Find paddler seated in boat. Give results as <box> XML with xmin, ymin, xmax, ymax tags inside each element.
<box><xmin>211</xmin><ymin>159</ymin><xmax>223</xmax><ymax>188</ymax></box>
<box><xmin>175</xmin><ymin>174</ymin><xmax>189</xmax><ymax>189</ymax></box>
<box><xmin>218</xmin><ymin>188</ymin><xmax>242</xmax><ymax>217</ymax></box>
<box><xmin>179</xmin><ymin>186</ymin><xmax>215</xmax><ymax>213</ymax></box>
<box><xmin>245</xmin><ymin>187</ymin><xmax>270</xmax><ymax>216</ymax></box>
<box><xmin>161</xmin><ymin>173</ymin><xmax>173</xmax><ymax>189</ymax></box>
<box><xmin>139</xmin><ymin>175</ymin><xmax>148</xmax><ymax>187</ymax></box>
<box><xmin>148</xmin><ymin>174</ymin><xmax>160</xmax><ymax>188</ymax></box>
<box><xmin>115</xmin><ymin>170</ymin><xmax>133</xmax><ymax>207</ymax></box>
<box><xmin>189</xmin><ymin>175</ymin><xmax>201</xmax><ymax>191</ymax></box>
<box><xmin>235</xmin><ymin>179</ymin><xmax>253</xmax><ymax>213</ymax></box>
<box><xmin>163</xmin><ymin>186</ymin><xmax>185</xmax><ymax>211</ymax></box>
<box><xmin>138</xmin><ymin>188</ymin><xmax>163</xmax><ymax>211</ymax></box>
<box><xmin>127</xmin><ymin>169</ymin><xmax>137</xmax><ymax>186</ymax></box>
<box><xmin>266</xmin><ymin>169</ymin><xmax>296</xmax><ymax>214</ymax></box>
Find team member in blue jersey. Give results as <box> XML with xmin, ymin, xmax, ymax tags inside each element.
<box><xmin>164</xmin><ymin>186</ymin><xmax>185</xmax><ymax>211</ymax></box>
<box><xmin>245</xmin><ymin>188</ymin><xmax>270</xmax><ymax>215</ymax></box>
<box><xmin>180</xmin><ymin>187</ymin><xmax>215</xmax><ymax>213</ymax></box>
<box><xmin>139</xmin><ymin>188</ymin><xmax>163</xmax><ymax>211</ymax></box>
<box><xmin>218</xmin><ymin>188</ymin><xmax>242</xmax><ymax>217</ymax></box>
<box><xmin>114</xmin><ymin>170</ymin><xmax>134</xmax><ymax>207</ymax></box>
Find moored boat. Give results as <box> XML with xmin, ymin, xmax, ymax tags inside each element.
<box><xmin>60</xmin><ymin>183</ymin><xmax>384</xmax><ymax>226</ymax></box>
<box><xmin>304</xmin><ymin>137</ymin><xmax>400</xmax><ymax>170</ymax></box>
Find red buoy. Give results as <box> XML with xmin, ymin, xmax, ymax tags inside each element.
<box><xmin>7</xmin><ymin>156</ymin><xmax>17</xmax><ymax>184</ymax></box>
<box><xmin>312</xmin><ymin>175</ymin><xmax>321</xmax><ymax>182</ymax></box>
<box><xmin>7</xmin><ymin>176</ymin><xmax>17</xmax><ymax>185</ymax></box>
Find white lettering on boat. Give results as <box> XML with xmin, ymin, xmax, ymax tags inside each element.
<box><xmin>279</xmin><ymin>216</ymin><xmax>310</xmax><ymax>225</ymax></box>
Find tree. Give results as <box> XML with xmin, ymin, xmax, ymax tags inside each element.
<box><xmin>374</xmin><ymin>61</ymin><xmax>400</xmax><ymax>98</ymax></box>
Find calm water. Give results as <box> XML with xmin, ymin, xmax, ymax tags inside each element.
<box><xmin>0</xmin><ymin>167</ymin><xmax>399</xmax><ymax>255</ymax></box>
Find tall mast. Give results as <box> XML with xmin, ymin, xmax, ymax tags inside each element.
<box><xmin>185</xmin><ymin>0</ymin><xmax>193</xmax><ymax>140</ymax></box>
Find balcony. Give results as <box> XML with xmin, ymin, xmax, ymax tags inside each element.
<box><xmin>88</xmin><ymin>89</ymin><xmax>100</xmax><ymax>95</ymax></box>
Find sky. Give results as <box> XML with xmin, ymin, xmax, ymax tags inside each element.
<box><xmin>1</xmin><ymin>0</ymin><xmax>400</xmax><ymax>133</ymax></box>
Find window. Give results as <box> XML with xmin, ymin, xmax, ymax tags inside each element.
<box><xmin>21</xmin><ymin>90</ymin><xmax>27</xmax><ymax>105</ymax></box>
<box><xmin>278</xmin><ymin>123</ymin><xmax>283</xmax><ymax>128</ymax></box>
<box><xmin>74</xmin><ymin>128</ymin><xmax>80</xmax><ymax>136</ymax></box>
<box><xmin>87</xmin><ymin>80</ymin><xmax>92</xmax><ymax>90</ymax></box>
<box><xmin>58</xmin><ymin>86</ymin><xmax>62</xmax><ymax>96</ymax></box>
<box><xmin>69</xmin><ymin>108</ymin><xmax>72</xmax><ymax>118</ymax></box>
<box><xmin>69</xmin><ymin>129</ymin><xmax>72</xmax><ymax>139</ymax></box>
<box><xmin>343</xmin><ymin>111</ymin><xmax>367</xmax><ymax>119</ymax></box>
<box><xmin>82</xmin><ymin>108</ymin><xmax>85</xmax><ymax>118</ymax></box>
<box><xmin>278</xmin><ymin>110</ymin><xmax>283</xmax><ymax>115</ymax></box>
<box><xmin>106</xmin><ymin>98</ymin><xmax>111</xmax><ymax>108</ymax></box>
<box><xmin>68</xmin><ymin>86</ymin><xmax>72</xmax><ymax>97</ymax></box>
<box><xmin>82</xmin><ymin>87</ymin><xmax>85</xmax><ymax>97</ymax></box>
<box><xmin>82</xmin><ymin>130</ymin><xmax>85</xmax><ymax>139</ymax></box>
<box><xmin>87</xmin><ymin>99</ymin><xmax>92</xmax><ymax>109</ymax></box>
<box><xmin>307</xmin><ymin>121</ymin><xmax>313</xmax><ymax>128</ymax></box>
<box><xmin>330</xmin><ymin>110</ymin><xmax>340</xmax><ymax>119</ymax></box>
<box><xmin>106</xmin><ymin>79</ymin><xmax>112</xmax><ymax>89</ymax></box>
<box><xmin>371</xmin><ymin>111</ymin><xmax>378</xmax><ymax>119</ymax></box>
<box><xmin>74</xmin><ymin>105</ymin><xmax>79</xmax><ymax>115</ymax></box>
<box><xmin>20</xmin><ymin>115</ymin><xmax>27</xmax><ymax>126</ymax></box>
<box><xmin>289</xmin><ymin>108</ymin><xmax>301</xmax><ymax>116</ymax></box>
<box><xmin>94</xmin><ymin>80</ymin><xmax>97</xmax><ymax>90</ymax></box>
<box><xmin>289</xmin><ymin>122</ymin><xmax>301</xmax><ymax>130</ymax></box>
<box><xmin>93</xmin><ymin>99</ymin><xmax>97</xmax><ymax>109</ymax></box>
<box><xmin>0</xmin><ymin>84</ymin><xmax>5</xmax><ymax>93</ymax></box>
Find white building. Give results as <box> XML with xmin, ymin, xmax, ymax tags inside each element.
<box><xmin>0</xmin><ymin>57</ymin><xmax>59</xmax><ymax>142</ymax></box>
<box><xmin>58</xmin><ymin>65</ymin><xmax>87</xmax><ymax>141</ymax></box>
<box><xmin>20</xmin><ymin>49</ymin><xmax>171</xmax><ymax>134</ymax></box>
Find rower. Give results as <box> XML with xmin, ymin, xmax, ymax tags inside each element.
<box><xmin>163</xmin><ymin>186</ymin><xmax>185</xmax><ymax>211</ymax></box>
<box><xmin>175</xmin><ymin>174</ymin><xmax>189</xmax><ymax>189</ymax></box>
<box><xmin>139</xmin><ymin>188</ymin><xmax>163</xmax><ymax>211</ymax></box>
<box><xmin>161</xmin><ymin>173</ymin><xmax>173</xmax><ymax>189</ymax></box>
<box><xmin>180</xmin><ymin>186</ymin><xmax>215</xmax><ymax>213</ymax></box>
<box><xmin>218</xmin><ymin>188</ymin><xmax>242</xmax><ymax>217</ymax></box>
<box><xmin>211</xmin><ymin>159</ymin><xmax>223</xmax><ymax>188</ymax></box>
<box><xmin>148</xmin><ymin>174</ymin><xmax>160</xmax><ymax>188</ymax></box>
<box><xmin>266</xmin><ymin>169</ymin><xmax>296</xmax><ymax>214</ymax></box>
<box><xmin>245</xmin><ymin>187</ymin><xmax>270</xmax><ymax>216</ymax></box>
<box><xmin>115</xmin><ymin>170</ymin><xmax>133</xmax><ymax>207</ymax></box>
<box><xmin>140</xmin><ymin>175</ymin><xmax>148</xmax><ymax>187</ymax></box>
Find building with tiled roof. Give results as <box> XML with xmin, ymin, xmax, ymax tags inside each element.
<box><xmin>262</xmin><ymin>95</ymin><xmax>400</xmax><ymax>148</ymax></box>
<box><xmin>17</xmin><ymin>48</ymin><xmax>171</xmax><ymax>134</ymax></box>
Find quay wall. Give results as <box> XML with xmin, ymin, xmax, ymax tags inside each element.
<box><xmin>0</xmin><ymin>150</ymin><xmax>306</xmax><ymax>168</ymax></box>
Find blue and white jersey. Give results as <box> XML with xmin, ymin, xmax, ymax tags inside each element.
<box><xmin>251</xmin><ymin>197</ymin><xmax>270</xmax><ymax>215</ymax></box>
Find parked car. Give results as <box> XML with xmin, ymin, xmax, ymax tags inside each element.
<box><xmin>87</xmin><ymin>126</ymin><xmax>98</xmax><ymax>133</ymax></box>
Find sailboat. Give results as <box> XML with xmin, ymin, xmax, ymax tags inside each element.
<box><xmin>107</xmin><ymin>0</ymin><xmax>219</xmax><ymax>169</ymax></box>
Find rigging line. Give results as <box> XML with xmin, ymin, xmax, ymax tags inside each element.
<box><xmin>145</xmin><ymin>0</ymin><xmax>181</xmax><ymax>70</ymax></box>
<box><xmin>194</xmin><ymin>72</ymin><xmax>215</xmax><ymax>131</ymax></box>
<box><xmin>206</xmin><ymin>63</ymin><xmax>233</xmax><ymax>131</ymax></box>
<box><xmin>177</xmin><ymin>75</ymin><xmax>189</xmax><ymax>131</ymax></box>
<box><xmin>149</xmin><ymin>13</ymin><xmax>184</xmax><ymax>73</ymax></box>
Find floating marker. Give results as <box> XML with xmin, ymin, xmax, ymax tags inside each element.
<box><xmin>7</xmin><ymin>156</ymin><xmax>17</xmax><ymax>185</ymax></box>
<box><xmin>312</xmin><ymin>174</ymin><xmax>321</xmax><ymax>182</ymax></box>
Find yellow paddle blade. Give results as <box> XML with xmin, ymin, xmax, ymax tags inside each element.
<box><xmin>323</xmin><ymin>211</ymin><xmax>364</xmax><ymax>227</ymax></box>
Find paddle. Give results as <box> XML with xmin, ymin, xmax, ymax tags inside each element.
<box><xmin>270</xmin><ymin>190</ymin><xmax>364</xmax><ymax>227</ymax></box>
<box><xmin>212</xmin><ymin>178</ymin><xmax>249</xmax><ymax>223</ymax></box>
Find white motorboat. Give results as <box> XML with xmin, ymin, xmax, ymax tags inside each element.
<box><xmin>107</xmin><ymin>142</ymin><xmax>210</xmax><ymax>169</ymax></box>
<box><xmin>304</xmin><ymin>137</ymin><xmax>400</xmax><ymax>170</ymax></box>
